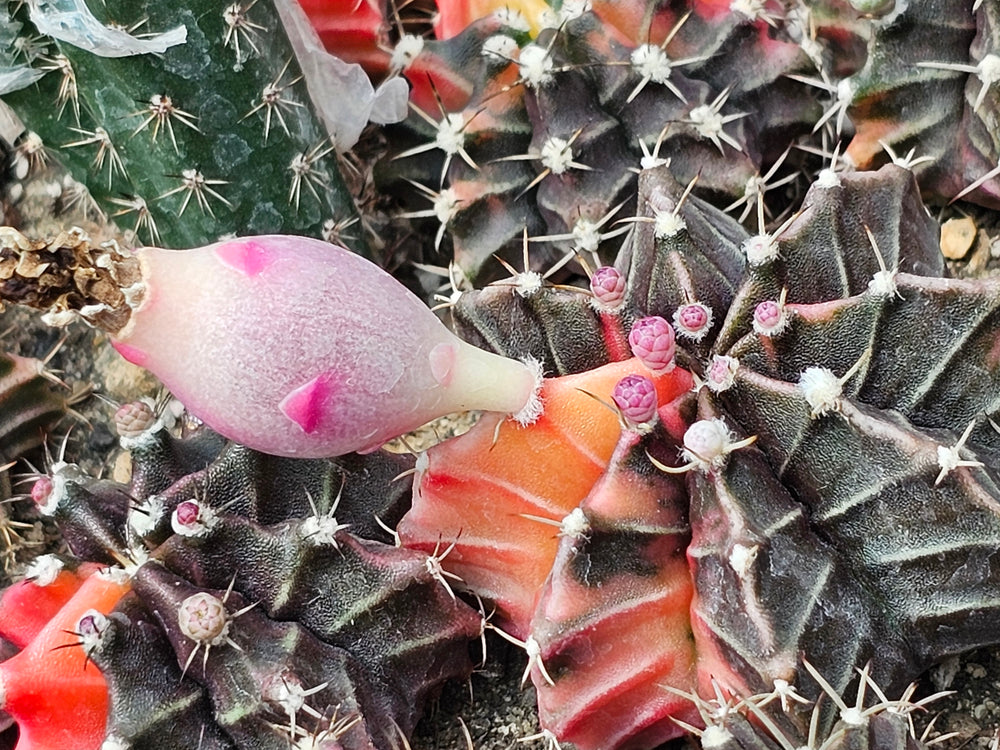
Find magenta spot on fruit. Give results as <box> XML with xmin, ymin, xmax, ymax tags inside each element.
<box><xmin>429</xmin><ymin>343</ymin><xmax>456</xmax><ymax>387</ymax></box>
<box><xmin>30</xmin><ymin>476</ymin><xmax>53</xmax><ymax>506</ymax></box>
<box><xmin>215</xmin><ymin>239</ymin><xmax>274</xmax><ymax>277</ymax></box>
<box><xmin>112</xmin><ymin>341</ymin><xmax>148</xmax><ymax>367</ymax></box>
<box><xmin>279</xmin><ymin>373</ymin><xmax>337</xmax><ymax>434</ymax></box>
<box><xmin>612</xmin><ymin>374</ymin><xmax>658</xmax><ymax>424</ymax></box>
<box><xmin>628</xmin><ymin>316</ymin><xmax>676</xmax><ymax>373</ymax></box>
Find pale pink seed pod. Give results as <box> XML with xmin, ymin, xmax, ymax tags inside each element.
<box><xmin>628</xmin><ymin>316</ymin><xmax>676</xmax><ymax>373</ymax></box>
<box><xmin>753</xmin><ymin>299</ymin><xmax>787</xmax><ymax>336</ymax></box>
<box><xmin>590</xmin><ymin>266</ymin><xmax>626</xmax><ymax>310</ymax></box>
<box><xmin>112</xmin><ymin>236</ymin><xmax>542</xmax><ymax>458</ymax></box>
<box><xmin>672</xmin><ymin>302</ymin><xmax>713</xmax><ymax>341</ymax></box>
<box><xmin>612</xmin><ymin>374</ymin><xmax>658</xmax><ymax>424</ymax></box>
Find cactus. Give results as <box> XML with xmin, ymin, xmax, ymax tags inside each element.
<box><xmin>1</xmin><ymin>1</ymin><xmax>1000</xmax><ymax>750</ymax></box>
<box><xmin>1</xmin><ymin>0</ymin><xmax>370</xmax><ymax>253</ymax></box>
<box><xmin>0</xmin><ymin>407</ymin><xmax>480</xmax><ymax>750</ymax></box>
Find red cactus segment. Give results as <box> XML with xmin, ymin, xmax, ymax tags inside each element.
<box><xmin>0</xmin><ymin>572</ymin><xmax>129</xmax><ymax>750</ymax></box>
<box><xmin>531</xmin><ymin>428</ymin><xmax>698</xmax><ymax>750</ymax></box>
<box><xmin>399</xmin><ymin>358</ymin><xmax>693</xmax><ymax>636</ymax></box>
<box><xmin>0</xmin><ymin>561</ymin><xmax>102</xmax><ymax>648</ymax></box>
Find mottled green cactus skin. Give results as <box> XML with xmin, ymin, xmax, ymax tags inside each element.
<box><xmin>4</xmin><ymin>0</ymin><xmax>362</xmax><ymax>252</ymax></box>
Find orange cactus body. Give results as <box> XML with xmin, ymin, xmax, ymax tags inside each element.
<box><xmin>0</xmin><ymin>562</ymin><xmax>103</xmax><ymax>649</ymax></box>
<box><xmin>398</xmin><ymin>358</ymin><xmax>693</xmax><ymax>637</ymax></box>
<box><xmin>531</xmin><ymin>421</ymin><xmax>700</xmax><ymax>750</ymax></box>
<box><xmin>0</xmin><ymin>572</ymin><xmax>130</xmax><ymax>750</ymax></box>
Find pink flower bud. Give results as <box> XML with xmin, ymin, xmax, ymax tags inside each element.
<box><xmin>612</xmin><ymin>374</ymin><xmax>658</xmax><ymax>424</ymax></box>
<box><xmin>178</xmin><ymin>592</ymin><xmax>229</xmax><ymax>644</ymax></box>
<box><xmin>30</xmin><ymin>476</ymin><xmax>53</xmax><ymax>507</ymax></box>
<box><xmin>590</xmin><ymin>266</ymin><xmax>626</xmax><ymax>310</ymax></box>
<box><xmin>171</xmin><ymin>499</ymin><xmax>215</xmax><ymax>537</ymax></box>
<box><xmin>753</xmin><ymin>299</ymin><xmax>788</xmax><ymax>336</ymax></box>
<box><xmin>114</xmin><ymin>401</ymin><xmax>156</xmax><ymax>438</ymax></box>
<box><xmin>113</xmin><ymin>236</ymin><xmax>543</xmax><ymax>458</ymax></box>
<box><xmin>672</xmin><ymin>302</ymin><xmax>713</xmax><ymax>341</ymax></box>
<box><xmin>628</xmin><ymin>316</ymin><xmax>676</xmax><ymax>373</ymax></box>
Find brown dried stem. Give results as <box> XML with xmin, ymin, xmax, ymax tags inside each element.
<box><xmin>0</xmin><ymin>226</ymin><xmax>141</xmax><ymax>334</ymax></box>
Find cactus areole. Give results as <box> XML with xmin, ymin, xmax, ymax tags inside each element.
<box><xmin>107</xmin><ymin>235</ymin><xmax>542</xmax><ymax>457</ymax></box>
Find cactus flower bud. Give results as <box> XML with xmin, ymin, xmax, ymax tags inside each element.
<box><xmin>672</xmin><ymin>303</ymin><xmax>713</xmax><ymax>341</ymax></box>
<box><xmin>112</xmin><ymin>236</ymin><xmax>543</xmax><ymax>458</ymax></box>
<box><xmin>589</xmin><ymin>266</ymin><xmax>626</xmax><ymax>310</ymax></box>
<box><xmin>752</xmin><ymin>299</ymin><xmax>788</xmax><ymax>336</ymax></box>
<box><xmin>612</xmin><ymin>374</ymin><xmax>658</xmax><ymax>425</ymax></box>
<box><xmin>628</xmin><ymin>316</ymin><xmax>676</xmax><ymax>373</ymax></box>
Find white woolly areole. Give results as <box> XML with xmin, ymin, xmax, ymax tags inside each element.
<box><xmin>867</xmin><ymin>268</ymin><xmax>898</xmax><ymax>297</ymax></box>
<box><xmin>101</xmin><ymin>735</ymin><xmax>130</xmax><ymax>750</ymax></box>
<box><xmin>129</xmin><ymin>494</ymin><xmax>165</xmax><ymax>536</ymax></box>
<box><xmin>730</xmin><ymin>0</ymin><xmax>768</xmax><ymax>19</ymax></box>
<box><xmin>97</xmin><ymin>566</ymin><xmax>131</xmax><ymax>584</ymax></box>
<box><xmin>390</xmin><ymin>34</ymin><xmax>424</xmax><ymax>71</ymax></box>
<box><xmin>688</xmin><ymin>103</ymin><xmax>723</xmax><ymax>139</ymax></box>
<box><xmin>540</xmin><ymin>136</ymin><xmax>574</xmax><ymax>174</ymax></box>
<box><xmin>937</xmin><ymin>444</ymin><xmax>962</xmax><ymax>475</ymax></box>
<box><xmin>729</xmin><ymin>543</ymin><xmax>759</xmax><ymax>579</ymax></box>
<box><xmin>512</xmin><ymin>270</ymin><xmax>543</xmax><ymax>297</ymax></box>
<box><xmin>512</xmin><ymin>356</ymin><xmax>545</xmax><ymax>426</ymax></box>
<box><xmin>433</xmin><ymin>188</ymin><xmax>459</xmax><ymax>224</ymax></box>
<box><xmin>799</xmin><ymin>366</ymin><xmax>842</xmax><ymax>417</ymax></box>
<box><xmin>979</xmin><ymin>54</ymin><xmax>1000</xmax><ymax>84</ymax></box>
<box><xmin>482</xmin><ymin>35</ymin><xmax>518</xmax><ymax>63</ymax></box>
<box><xmin>518</xmin><ymin>44</ymin><xmax>554</xmax><ymax>87</ymax></box>
<box><xmin>815</xmin><ymin>168</ymin><xmax>842</xmax><ymax>189</ymax></box>
<box><xmin>572</xmin><ymin>218</ymin><xmax>601</xmax><ymax>252</ymax></box>
<box><xmin>435</xmin><ymin>113</ymin><xmax>467</xmax><ymax>155</ymax></box>
<box><xmin>560</xmin><ymin>507</ymin><xmax>590</xmax><ymax>539</ymax></box>
<box><xmin>24</xmin><ymin>554</ymin><xmax>64</xmax><ymax>586</ymax></box>
<box><xmin>701</xmin><ymin>725</ymin><xmax>735</xmax><ymax>748</ymax></box>
<box><xmin>631</xmin><ymin>44</ymin><xmax>672</xmax><ymax>83</ymax></box>
<box><xmin>654</xmin><ymin>210</ymin><xmax>686</xmax><ymax>238</ymax></box>
<box><xmin>300</xmin><ymin>513</ymin><xmax>348</xmax><ymax>547</ymax></box>
<box><xmin>742</xmin><ymin>233</ymin><xmax>780</xmax><ymax>266</ymax></box>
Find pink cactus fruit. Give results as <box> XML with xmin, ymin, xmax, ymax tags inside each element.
<box><xmin>531</xmin><ymin>426</ymin><xmax>698</xmax><ymax>750</ymax></box>
<box><xmin>628</xmin><ymin>316</ymin><xmax>676</xmax><ymax>373</ymax></box>
<box><xmin>0</xmin><ymin>571</ymin><xmax>129</xmax><ymax>750</ymax></box>
<box><xmin>398</xmin><ymin>358</ymin><xmax>693</xmax><ymax>637</ymax></box>
<box><xmin>113</xmin><ymin>236</ymin><xmax>541</xmax><ymax>458</ymax></box>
